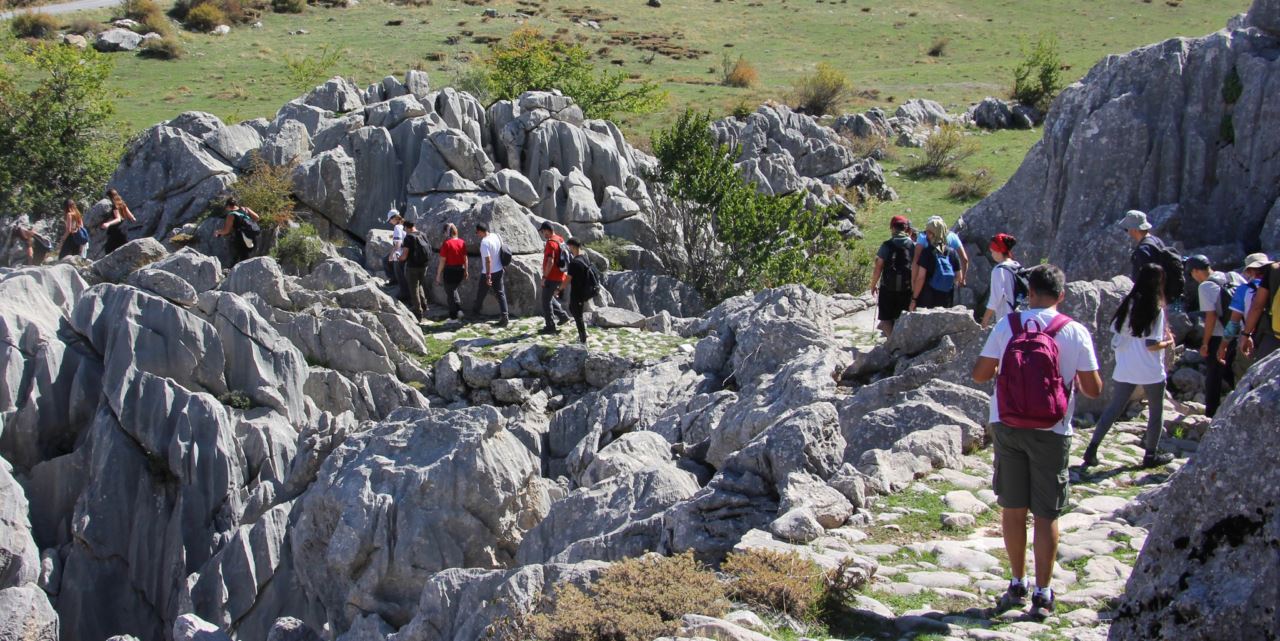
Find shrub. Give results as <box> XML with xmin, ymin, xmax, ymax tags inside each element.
<box><xmin>526</xmin><ymin>553</ymin><xmax>728</xmax><ymax>641</ymax></box>
<box><xmin>138</xmin><ymin>11</ymin><xmax>175</xmax><ymax>37</ymax></box>
<box><xmin>729</xmin><ymin>98</ymin><xmax>754</xmax><ymax>119</ymax></box>
<box><xmin>948</xmin><ymin>167</ymin><xmax>995</xmax><ymax>201</ymax></box>
<box><xmin>272</xmin><ymin>223</ymin><xmax>326</xmax><ymax>273</ymax></box>
<box><xmin>140</xmin><ymin>35</ymin><xmax>184</xmax><ymax>59</ymax></box>
<box><xmin>840</xmin><ymin>131</ymin><xmax>892</xmax><ymax>161</ymax></box>
<box><xmin>62</xmin><ymin>18</ymin><xmax>102</xmax><ymax>35</ymax></box>
<box><xmin>909</xmin><ymin>123</ymin><xmax>976</xmax><ymax>177</ymax></box>
<box><xmin>183</xmin><ymin>2</ymin><xmax>225</xmax><ymax>31</ymax></box>
<box><xmin>120</xmin><ymin>0</ymin><xmax>162</xmax><ymax>21</ymax></box>
<box><xmin>587</xmin><ymin>235</ymin><xmax>630</xmax><ymax>271</ymax></box>
<box><xmin>10</xmin><ymin>12</ymin><xmax>59</xmax><ymax>39</ymax></box>
<box><xmin>283</xmin><ymin>44</ymin><xmax>343</xmax><ymax>92</ymax></box>
<box><xmin>792</xmin><ymin>62</ymin><xmax>849</xmax><ymax>116</ymax></box>
<box><xmin>722</xmin><ymin>549</ymin><xmax>825</xmax><ymax>620</ymax></box>
<box><xmin>927</xmin><ymin>37</ymin><xmax>949</xmax><ymax>57</ymax></box>
<box><xmin>218</xmin><ymin>390</ymin><xmax>252</xmax><ymax>410</ymax></box>
<box><xmin>1011</xmin><ymin>34</ymin><xmax>1062</xmax><ymax>111</ymax></box>
<box><xmin>721</xmin><ymin>53</ymin><xmax>757</xmax><ymax>88</ymax></box>
<box><xmin>480</xmin><ymin>27</ymin><xmax>667</xmax><ymax>120</ymax></box>
<box><xmin>272</xmin><ymin>0</ymin><xmax>306</xmax><ymax>14</ymax></box>
<box><xmin>232</xmin><ymin>152</ymin><xmax>296</xmax><ymax>228</ymax></box>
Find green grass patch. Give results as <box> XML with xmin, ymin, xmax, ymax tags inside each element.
<box><xmin>865</xmin><ymin>588</ymin><xmax>981</xmax><ymax>616</ymax></box>
<box><xmin>865</xmin><ymin>481</ymin><xmax>969</xmax><ymax>544</ymax></box>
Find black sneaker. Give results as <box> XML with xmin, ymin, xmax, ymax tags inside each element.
<box><xmin>1029</xmin><ymin>588</ymin><xmax>1055</xmax><ymax>620</ymax></box>
<box><xmin>493</xmin><ymin>317</ymin><xmax>509</xmax><ymax>328</ymax></box>
<box><xmin>1142</xmin><ymin>452</ymin><xmax>1175</xmax><ymax>468</ymax></box>
<box><xmin>995</xmin><ymin>580</ymin><xmax>1028</xmax><ymax>612</ymax></box>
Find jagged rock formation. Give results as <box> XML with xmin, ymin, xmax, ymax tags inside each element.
<box><xmin>959</xmin><ymin>2</ymin><xmax>1280</xmax><ymax>286</ymax></box>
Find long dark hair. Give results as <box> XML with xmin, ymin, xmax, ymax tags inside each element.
<box><xmin>1113</xmin><ymin>263</ymin><xmax>1165</xmax><ymax>337</ymax></box>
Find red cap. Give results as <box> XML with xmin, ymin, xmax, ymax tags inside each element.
<box><xmin>890</xmin><ymin>215</ymin><xmax>909</xmax><ymax>228</ymax></box>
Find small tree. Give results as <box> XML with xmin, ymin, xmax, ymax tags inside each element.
<box><xmin>283</xmin><ymin>44</ymin><xmax>343</xmax><ymax>92</ymax></box>
<box><xmin>0</xmin><ymin>42</ymin><xmax>119</xmax><ymax>219</ymax></box>
<box><xmin>231</xmin><ymin>152</ymin><xmax>296</xmax><ymax>228</ymax></box>
<box><xmin>792</xmin><ymin>62</ymin><xmax>849</xmax><ymax>115</ymax></box>
<box><xmin>1012</xmin><ymin>34</ymin><xmax>1063</xmax><ymax>111</ymax></box>
<box><xmin>908</xmin><ymin>123</ymin><xmax>976</xmax><ymax>177</ymax></box>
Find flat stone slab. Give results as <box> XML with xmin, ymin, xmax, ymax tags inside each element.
<box><xmin>1075</xmin><ymin>495</ymin><xmax>1129</xmax><ymax>515</ymax></box>
<box><xmin>905</xmin><ymin>570</ymin><xmax>971</xmax><ymax>589</ymax></box>
<box><xmin>944</xmin><ymin>490</ymin><xmax>990</xmax><ymax>514</ymax></box>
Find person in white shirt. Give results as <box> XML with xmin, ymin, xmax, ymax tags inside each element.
<box><xmin>972</xmin><ymin>264</ymin><xmax>1102</xmax><ymax>620</ymax></box>
<box><xmin>1081</xmin><ymin>263</ymin><xmax>1176</xmax><ymax>470</ymax></box>
<box><xmin>471</xmin><ymin>223</ymin><xmax>509</xmax><ymax>327</ymax></box>
<box><xmin>1187</xmin><ymin>254</ymin><xmax>1245</xmax><ymax>418</ymax></box>
<box><xmin>982</xmin><ymin>232</ymin><xmax>1022</xmax><ymax>328</ymax></box>
<box><xmin>384</xmin><ymin>209</ymin><xmax>407</xmax><ymax>301</ymax></box>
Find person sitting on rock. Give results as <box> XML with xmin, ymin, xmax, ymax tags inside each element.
<box><xmin>401</xmin><ymin>220</ymin><xmax>432</xmax><ymax>321</ymax></box>
<box><xmin>1081</xmin><ymin>263</ymin><xmax>1176</xmax><ymax>471</ymax></box>
<box><xmin>59</xmin><ymin>199</ymin><xmax>89</xmax><ymax>259</ymax></box>
<box><xmin>538</xmin><ymin>221</ymin><xmax>571</xmax><ymax>335</ymax></box>
<box><xmin>1219</xmin><ymin>253</ymin><xmax>1269</xmax><ymax>378</ymax></box>
<box><xmin>213</xmin><ymin>196</ymin><xmax>261</xmax><ymax>268</ymax></box>
<box><xmin>434</xmin><ymin>223</ymin><xmax>468</xmax><ymax>322</ymax></box>
<box><xmin>8</xmin><ymin>225</ymin><xmax>52</xmax><ymax>266</ymax></box>
<box><xmin>981</xmin><ymin>233</ymin><xmax>1023</xmax><ymax>328</ymax></box>
<box><xmin>972</xmin><ymin>264</ymin><xmax>1102</xmax><ymax>620</ymax></box>
<box><xmin>911</xmin><ymin>214</ymin><xmax>968</xmax><ymax>294</ymax></box>
<box><xmin>869</xmin><ymin>215</ymin><xmax>915</xmax><ymax>337</ymax></box>
<box><xmin>100</xmin><ymin>188</ymin><xmax>136</xmax><ymax>255</ymax></box>
<box><xmin>909</xmin><ymin>217</ymin><xmax>962</xmax><ymax>311</ymax></box>
<box><xmin>1187</xmin><ymin>254</ymin><xmax>1245</xmax><ymax>418</ymax></box>
<box><xmin>472</xmin><ymin>223</ymin><xmax>509</xmax><ymax>328</ymax></box>
<box><xmin>1239</xmin><ymin>256</ymin><xmax>1280</xmax><ymax>363</ymax></box>
<box><xmin>558</xmin><ymin>238</ymin><xmax>598</xmax><ymax>345</ymax></box>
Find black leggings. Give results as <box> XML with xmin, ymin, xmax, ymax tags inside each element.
<box><xmin>569</xmin><ymin>297</ymin><xmax>587</xmax><ymax>342</ymax></box>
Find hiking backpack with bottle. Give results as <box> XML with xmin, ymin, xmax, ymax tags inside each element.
<box><xmin>232</xmin><ymin>209</ymin><xmax>261</xmax><ymax>239</ymax></box>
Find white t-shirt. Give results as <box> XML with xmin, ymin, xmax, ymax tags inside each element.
<box><xmin>479</xmin><ymin>233</ymin><xmax>503</xmax><ymax>274</ymax></box>
<box><xmin>390</xmin><ymin>224</ymin><xmax>405</xmax><ymax>260</ymax></box>
<box><xmin>986</xmin><ymin>260</ymin><xmax>1019</xmax><ymax>315</ymax></box>
<box><xmin>1198</xmin><ymin>272</ymin><xmax>1244</xmax><ymax>336</ymax></box>
<box><xmin>1111</xmin><ymin>308</ymin><xmax>1167</xmax><ymax>385</ymax></box>
<box><xmin>980</xmin><ymin>308</ymin><xmax>1100</xmax><ymax>436</ymax></box>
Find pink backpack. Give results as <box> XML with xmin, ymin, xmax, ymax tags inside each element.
<box><xmin>997</xmin><ymin>313</ymin><xmax>1074</xmax><ymax>429</ymax></box>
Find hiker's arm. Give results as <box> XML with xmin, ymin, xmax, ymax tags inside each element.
<box><xmin>910</xmin><ymin>243</ymin><xmax>923</xmax><ymax>282</ymax></box>
<box><xmin>971</xmin><ymin>356</ymin><xmax>998</xmax><ymax>384</ymax></box>
<box><xmin>1076</xmin><ymin>370</ymin><xmax>1103</xmax><ymax>399</ymax></box>
<box><xmin>122</xmin><ymin>204</ymin><xmax>136</xmax><ymax>222</ymax></box>
<box><xmin>1241</xmin><ymin>286</ymin><xmax>1269</xmax><ymax>356</ymax></box>
<box><xmin>1200</xmin><ymin>311</ymin><xmax>1218</xmax><ymax>357</ymax></box>
<box><xmin>214</xmin><ymin>214</ymin><xmax>235</xmax><ymax>237</ymax></box>
<box><xmin>956</xmin><ymin>244</ymin><xmax>970</xmax><ymax>286</ymax></box>
<box><xmin>909</xmin><ymin>265</ymin><xmax>925</xmax><ymax>311</ymax></box>
<box><xmin>558</xmin><ymin>273</ymin><xmax>572</xmax><ymax>293</ymax></box>
<box><xmin>981</xmin><ymin>308</ymin><xmax>995</xmax><ymax>329</ymax></box>
<box><xmin>870</xmin><ymin>257</ymin><xmax>884</xmax><ymax>295</ymax></box>
<box><xmin>484</xmin><ymin>256</ymin><xmax>493</xmax><ymax>284</ymax></box>
<box><xmin>434</xmin><ymin>252</ymin><xmax>444</xmax><ymax>283</ymax></box>
<box><xmin>100</xmin><ymin>209</ymin><xmax>122</xmax><ymax>230</ymax></box>
<box><xmin>244</xmin><ymin>207</ymin><xmax>260</xmax><ymax>221</ymax></box>
<box><xmin>1146</xmin><ymin>337</ymin><xmax>1173</xmax><ymax>352</ymax></box>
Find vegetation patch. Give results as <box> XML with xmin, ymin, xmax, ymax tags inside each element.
<box><xmin>272</xmin><ymin>223</ymin><xmax>326</xmax><ymax>273</ymax></box>
<box><xmin>792</xmin><ymin>62</ymin><xmax>849</xmax><ymax>115</ymax></box>
<box><xmin>722</xmin><ymin>549</ymin><xmax>826</xmax><ymax>621</ymax></box>
<box><xmin>231</xmin><ymin>152</ymin><xmax>297</xmax><ymax>229</ymax></box>
<box><xmin>606</xmin><ymin>30</ymin><xmax>709</xmax><ymax>60</ymax></box>
<box><xmin>908</xmin><ymin>123</ymin><xmax>977</xmax><ymax>177</ymax></box>
<box><xmin>10</xmin><ymin>11</ymin><xmax>60</xmax><ymax>39</ymax></box>
<box><xmin>947</xmin><ymin>167</ymin><xmax>995</xmax><ymax>201</ymax></box>
<box><xmin>1012</xmin><ymin>34</ymin><xmax>1063</xmax><ymax>111</ymax></box>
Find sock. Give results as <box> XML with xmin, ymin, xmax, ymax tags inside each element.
<box><xmin>1034</xmin><ymin>586</ymin><xmax>1053</xmax><ymax>599</ymax></box>
<box><xmin>1010</xmin><ymin>576</ymin><xmax>1024</xmax><ymax>586</ymax></box>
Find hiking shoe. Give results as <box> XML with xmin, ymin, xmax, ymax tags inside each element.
<box><xmin>493</xmin><ymin>317</ymin><xmax>509</xmax><ymax>328</ymax></box>
<box><xmin>1029</xmin><ymin>588</ymin><xmax>1055</xmax><ymax>620</ymax></box>
<box><xmin>1080</xmin><ymin>448</ymin><xmax>1099</xmax><ymax>469</ymax></box>
<box><xmin>556</xmin><ymin>315</ymin><xmax>571</xmax><ymax>326</ymax></box>
<box><xmin>995</xmin><ymin>580</ymin><xmax>1028</xmax><ymax>612</ymax></box>
<box><xmin>1142</xmin><ymin>452</ymin><xmax>1175</xmax><ymax>468</ymax></box>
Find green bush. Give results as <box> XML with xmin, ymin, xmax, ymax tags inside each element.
<box><xmin>120</xmin><ymin>0</ymin><xmax>161</xmax><ymax>21</ymax></box>
<box><xmin>232</xmin><ymin>152</ymin><xmax>296</xmax><ymax>228</ymax></box>
<box><xmin>1012</xmin><ymin>34</ymin><xmax>1062</xmax><ymax>111</ymax></box>
<box><xmin>479</xmin><ymin>27</ymin><xmax>667</xmax><ymax>120</ymax></box>
<box><xmin>140</xmin><ymin>35</ymin><xmax>184</xmax><ymax>59</ymax></box>
<box><xmin>272</xmin><ymin>223</ymin><xmax>326</xmax><ymax>273</ymax></box>
<box><xmin>648</xmin><ymin>110</ymin><xmax>863</xmax><ymax>304</ymax></box>
<box><xmin>138</xmin><ymin>10</ymin><xmax>175</xmax><ymax>37</ymax></box>
<box><xmin>587</xmin><ymin>235</ymin><xmax>630</xmax><ymax>271</ymax></box>
<box><xmin>218</xmin><ymin>390</ymin><xmax>252</xmax><ymax>410</ymax></box>
<box><xmin>947</xmin><ymin>167</ymin><xmax>995</xmax><ymax>201</ymax></box>
<box><xmin>525</xmin><ymin>553</ymin><xmax>728</xmax><ymax>641</ymax></box>
<box><xmin>792</xmin><ymin>62</ymin><xmax>849</xmax><ymax>116</ymax></box>
<box><xmin>909</xmin><ymin>123</ymin><xmax>976</xmax><ymax>177</ymax></box>
<box><xmin>62</xmin><ymin>18</ymin><xmax>102</xmax><ymax>35</ymax></box>
<box><xmin>10</xmin><ymin>12</ymin><xmax>60</xmax><ymax>39</ymax></box>
<box><xmin>183</xmin><ymin>2</ymin><xmax>225</xmax><ymax>31</ymax></box>
<box><xmin>0</xmin><ymin>42</ymin><xmax>119</xmax><ymax>219</ymax></box>
<box><xmin>272</xmin><ymin>0</ymin><xmax>306</xmax><ymax>14</ymax></box>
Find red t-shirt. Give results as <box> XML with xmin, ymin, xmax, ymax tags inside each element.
<box><xmin>543</xmin><ymin>235</ymin><xmax>567</xmax><ymax>282</ymax></box>
<box><xmin>440</xmin><ymin>237</ymin><xmax>467</xmax><ymax>266</ymax></box>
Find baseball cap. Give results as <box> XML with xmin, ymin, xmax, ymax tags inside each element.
<box><xmin>1118</xmin><ymin>210</ymin><xmax>1152</xmax><ymax>231</ymax></box>
<box><xmin>1185</xmin><ymin>254</ymin><xmax>1211</xmax><ymax>271</ymax></box>
<box><xmin>385</xmin><ymin>209</ymin><xmax>401</xmax><ymax>223</ymax></box>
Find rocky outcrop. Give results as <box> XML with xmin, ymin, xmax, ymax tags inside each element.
<box><xmin>959</xmin><ymin>12</ymin><xmax>1280</xmax><ymax>282</ymax></box>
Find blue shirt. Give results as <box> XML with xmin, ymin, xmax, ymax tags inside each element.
<box><xmin>1229</xmin><ymin>278</ymin><xmax>1260</xmax><ymax>314</ymax></box>
<box><xmin>917</xmin><ymin>231</ymin><xmax>963</xmax><ymax>252</ymax></box>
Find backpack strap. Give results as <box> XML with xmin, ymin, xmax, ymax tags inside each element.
<box><xmin>1043</xmin><ymin>314</ymin><xmax>1073</xmax><ymax>337</ymax></box>
<box><xmin>1006</xmin><ymin>313</ymin><xmax>1024</xmax><ymax>338</ymax></box>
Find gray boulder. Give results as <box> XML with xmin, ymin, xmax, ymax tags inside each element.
<box><xmin>126</xmin><ymin>267</ymin><xmax>198</xmax><ymax>306</ymax></box>
<box><xmin>173</xmin><ymin>614</ymin><xmax>231</xmax><ymax>641</ymax></box>
<box><xmin>304</xmin><ymin>76</ymin><xmax>364</xmax><ymax>113</ymax></box>
<box><xmin>1249</xmin><ymin>0</ymin><xmax>1280</xmax><ymax>35</ymax></box>
<box><xmin>603</xmin><ymin>270</ymin><xmax>705</xmax><ymax>318</ymax></box>
<box><xmin>203</xmin><ymin>123</ymin><xmax>264</xmax><ymax>168</ymax></box>
<box><xmin>149</xmin><ymin>247</ymin><xmax>223</xmax><ymax>293</ymax></box>
<box><xmin>0</xmin><ymin>461</ymin><xmax>39</xmax><ymax>589</ymax></box>
<box><xmin>482</xmin><ymin>169</ymin><xmax>539</xmax><ymax>207</ymax></box>
<box><xmin>1059</xmin><ymin>277</ymin><xmax>1132</xmax><ymax>414</ymax></box>
<box><xmin>107</xmin><ymin>126</ymin><xmax>235</xmax><ymax>240</ymax></box>
<box><xmin>167</xmin><ymin>112</ymin><xmax>225</xmax><ymax>138</ymax></box>
<box><xmin>206</xmin><ymin>292</ymin><xmax>309</xmax><ymax>424</ymax></box>
<box><xmin>970</xmin><ymin>97</ymin><xmax>1012</xmax><ymax>130</ymax></box>
<box><xmin>262</xmin><ymin>120</ymin><xmax>312</xmax><ymax>167</ymax></box>
<box><xmin>292</xmin><ymin>147</ymin><xmax>357</xmax><ymax>228</ymax></box>
<box><xmin>93</xmin><ymin>237</ymin><xmax>169</xmax><ymax>283</ymax></box>
<box><xmin>366</xmin><ymin>94</ymin><xmax>428</xmax><ymax>130</ymax></box>
<box><xmin>895</xmin><ymin>98</ymin><xmax>952</xmax><ymax>126</ymax></box>
<box><xmin>0</xmin><ymin>584</ymin><xmax>58</xmax><ymax>641</ymax></box>
<box><xmin>94</xmin><ymin>28</ymin><xmax>143</xmax><ymax>52</ymax></box>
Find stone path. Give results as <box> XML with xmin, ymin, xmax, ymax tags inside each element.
<box><xmin>420</xmin><ymin>314</ymin><xmax>695</xmax><ymax>365</ymax></box>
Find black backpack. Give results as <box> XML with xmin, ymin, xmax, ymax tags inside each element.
<box><xmin>232</xmin><ymin>209</ymin><xmax>261</xmax><ymax>239</ymax></box>
<box><xmin>554</xmin><ymin>239</ymin><xmax>571</xmax><ymax>272</ymax></box>
<box><xmin>995</xmin><ymin>262</ymin><xmax>1031</xmax><ymax>312</ymax></box>
<box><xmin>1139</xmin><ymin>237</ymin><xmax>1184</xmax><ymax>303</ymax></box>
<box><xmin>1206</xmin><ymin>273</ymin><xmax>1241</xmax><ymax>318</ymax></box>
<box><xmin>498</xmin><ymin>243</ymin><xmax>513</xmax><ymax>268</ymax></box>
<box><xmin>881</xmin><ymin>236</ymin><xmax>913</xmax><ymax>292</ymax></box>
<box><xmin>575</xmin><ymin>255</ymin><xmax>601</xmax><ymax>300</ymax></box>
<box><xmin>405</xmin><ymin>231</ymin><xmax>431</xmax><ymax>268</ymax></box>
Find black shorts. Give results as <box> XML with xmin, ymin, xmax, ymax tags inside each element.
<box><xmin>878</xmin><ymin>288</ymin><xmax>912</xmax><ymax>321</ymax></box>
<box><xmin>917</xmin><ymin>285</ymin><xmax>955</xmax><ymax>309</ymax></box>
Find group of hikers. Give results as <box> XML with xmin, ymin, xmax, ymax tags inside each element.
<box><xmin>5</xmin><ymin>189</ymin><xmax>138</xmax><ymax>266</ymax></box>
<box><xmin>872</xmin><ymin>209</ymin><xmax>1279</xmax><ymax>619</ymax></box>
<box><xmin>379</xmin><ymin>210</ymin><xmax>601</xmax><ymax>344</ymax></box>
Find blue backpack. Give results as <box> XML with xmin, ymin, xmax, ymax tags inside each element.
<box><xmin>928</xmin><ymin>245</ymin><xmax>957</xmax><ymax>292</ymax></box>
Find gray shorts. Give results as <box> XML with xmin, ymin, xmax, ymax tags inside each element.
<box><xmin>991</xmin><ymin>422</ymin><xmax>1071</xmax><ymax>520</ymax></box>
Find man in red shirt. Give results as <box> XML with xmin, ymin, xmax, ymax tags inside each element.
<box><xmin>539</xmin><ymin>221</ymin><xmax>571</xmax><ymax>334</ymax></box>
<box><xmin>434</xmin><ymin>223</ymin><xmax>469</xmax><ymax>320</ymax></box>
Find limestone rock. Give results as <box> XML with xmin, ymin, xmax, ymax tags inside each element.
<box><xmin>0</xmin><ymin>584</ymin><xmax>59</xmax><ymax>641</ymax></box>
<box><xmin>127</xmin><ymin>267</ymin><xmax>197</xmax><ymax>306</ymax></box>
<box><xmin>203</xmin><ymin>123</ymin><xmax>264</xmax><ymax>168</ymax></box>
<box><xmin>93</xmin><ymin>237</ymin><xmax>168</xmax><ymax>283</ymax></box>
<box><xmin>107</xmin><ymin>125</ymin><xmax>235</xmax><ymax>240</ymax></box>
<box><xmin>149</xmin><ymin>247</ymin><xmax>223</xmax><ymax>293</ymax></box>
<box><xmin>94</xmin><ymin>28</ymin><xmax>143</xmax><ymax>52</ymax></box>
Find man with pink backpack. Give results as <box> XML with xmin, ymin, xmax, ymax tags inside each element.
<box><xmin>972</xmin><ymin>264</ymin><xmax>1103</xmax><ymax>620</ymax></box>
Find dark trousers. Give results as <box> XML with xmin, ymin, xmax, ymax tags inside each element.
<box><xmin>472</xmin><ymin>269</ymin><xmax>509</xmax><ymax>318</ymax></box>
<box><xmin>917</xmin><ymin>285</ymin><xmax>954</xmax><ymax>309</ymax></box>
<box><xmin>405</xmin><ymin>266</ymin><xmax>428</xmax><ymax>319</ymax></box>
<box><xmin>1086</xmin><ymin>381</ymin><xmax>1166</xmax><ymax>457</ymax></box>
<box><xmin>1204</xmin><ymin>336</ymin><xmax>1236</xmax><ymax>418</ymax></box>
<box><xmin>442</xmin><ymin>266</ymin><xmax>465</xmax><ymax>319</ymax></box>
<box><xmin>542</xmin><ymin>279</ymin><xmax>569</xmax><ymax>329</ymax></box>
<box><xmin>104</xmin><ymin>224</ymin><xmax>128</xmax><ymax>254</ymax></box>
<box><xmin>569</xmin><ymin>297</ymin><xmax>587</xmax><ymax>342</ymax></box>
<box><xmin>229</xmin><ymin>233</ymin><xmax>250</xmax><ymax>267</ymax></box>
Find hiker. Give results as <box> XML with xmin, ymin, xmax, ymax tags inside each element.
<box><xmin>971</xmin><ymin>264</ymin><xmax>1102</xmax><ymax>620</ymax></box>
<box><xmin>1239</xmin><ymin>256</ymin><xmax>1280</xmax><ymax>363</ymax></box>
<box><xmin>213</xmin><ymin>196</ymin><xmax>261</xmax><ymax>267</ymax></box>
<box><xmin>472</xmin><ymin>223</ymin><xmax>510</xmax><ymax>327</ymax></box>
<box><xmin>909</xmin><ymin>217</ymin><xmax>963</xmax><ymax>311</ymax></box>
<box><xmin>400</xmin><ymin>221</ymin><xmax>431</xmax><ymax>320</ymax></box>
<box><xmin>870</xmin><ymin>216</ymin><xmax>915</xmax><ymax>337</ymax></box>
<box><xmin>1119</xmin><ymin>209</ymin><xmax>1185</xmax><ymax>308</ymax></box>
<box><xmin>8</xmin><ymin>225</ymin><xmax>52</xmax><ymax>266</ymax></box>
<box><xmin>1187</xmin><ymin>255</ymin><xmax>1244</xmax><ymax>418</ymax></box>
<box><xmin>982</xmin><ymin>233</ymin><xmax>1024</xmax><ymax>328</ymax></box>
<box><xmin>59</xmin><ymin>199</ymin><xmax>90</xmax><ymax>259</ymax></box>
<box><xmin>1080</xmin><ymin>263</ymin><xmax>1176</xmax><ymax>470</ymax></box>
<box><xmin>100</xmin><ymin>188</ymin><xmax>136</xmax><ymax>255</ymax></box>
<box><xmin>538</xmin><ymin>221</ymin><xmax>572</xmax><ymax>335</ymax></box>
<box><xmin>434</xmin><ymin>223</ymin><xmax>468</xmax><ymax>321</ymax></box>
<box><xmin>383</xmin><ymin>210</ymin><xmax>407</xmax><ymax>301</ymax></box>
<box><xmin>558</xmin><ymin>238</ymin><xmax>600</xmax><ymax>344</ymax></box>
<box><xmin>911</xmin><ymin>215</ymin><xmax>969</xmax><ymax>291</ymax></box>
<box><xmin>1219</xmin><ymin>253</ymin><xmax>1269</xmax><ymax>379</ymax></box>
